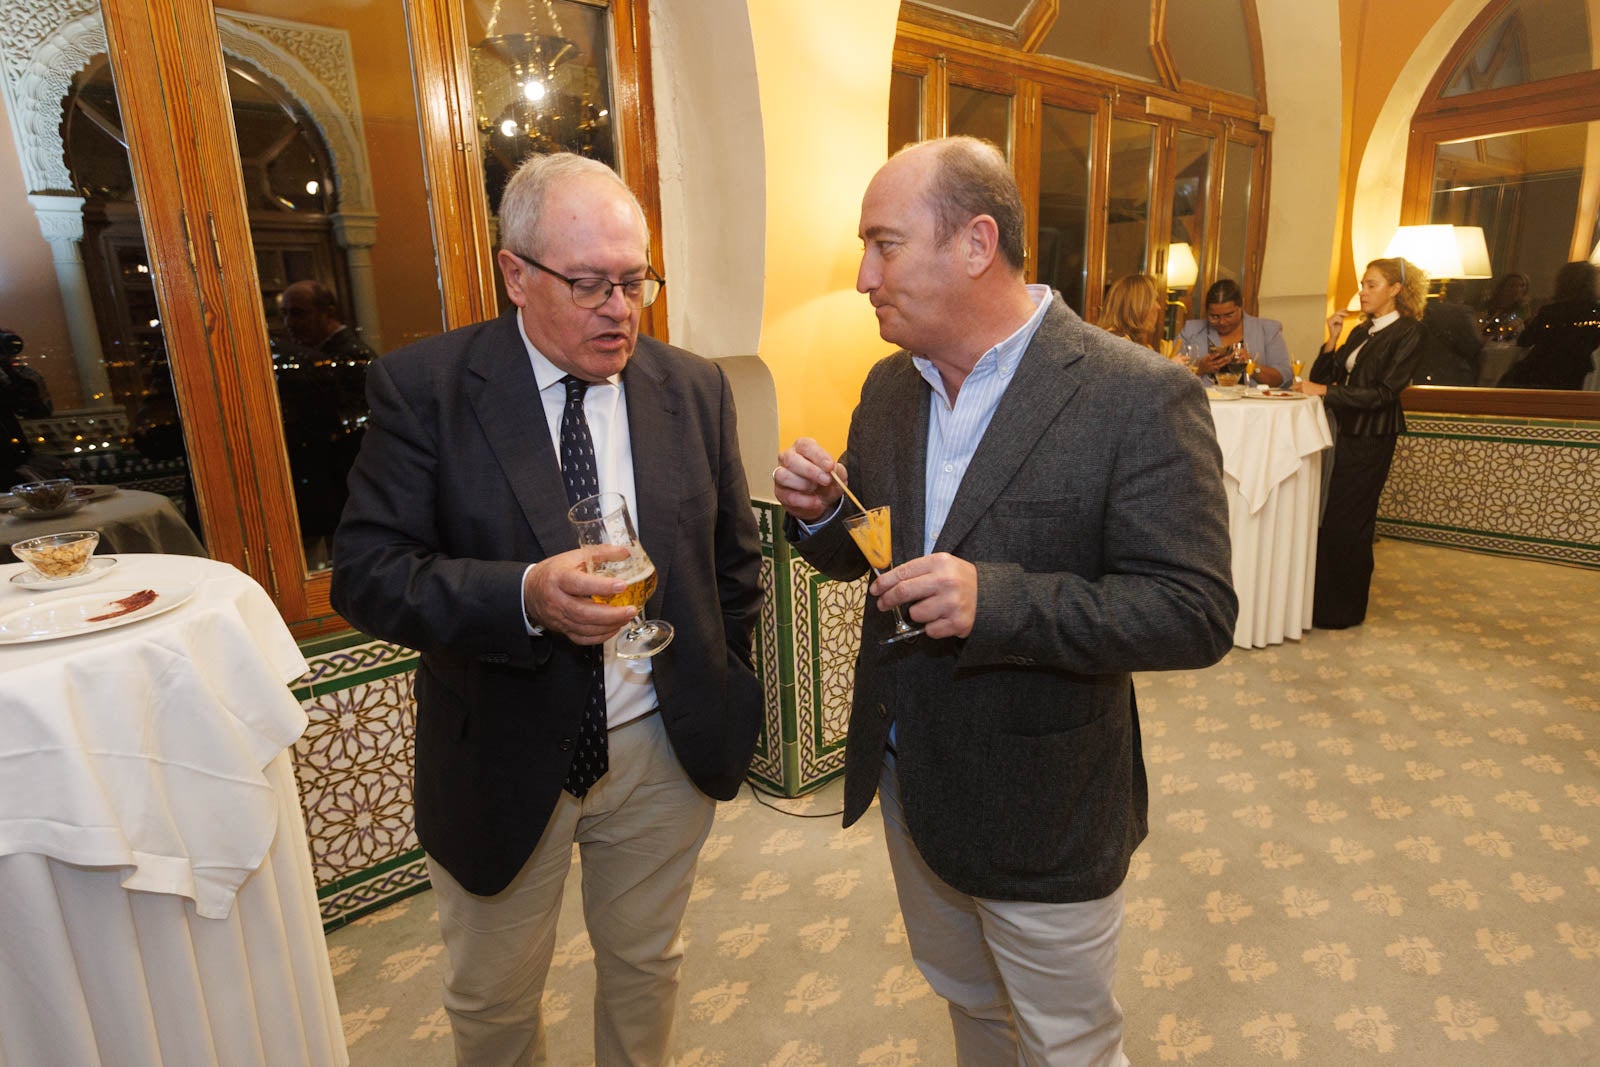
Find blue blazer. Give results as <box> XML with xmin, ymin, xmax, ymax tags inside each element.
<box><xmin>1179</xmin><ymin>313</ymin><xmax>1292</xmax><ymax>382</ymax></box>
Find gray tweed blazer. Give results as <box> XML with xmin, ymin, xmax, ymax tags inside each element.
<box><xmin>791</xmin><ymin>296</ymin><xmax>1236</xmax><ymax>903</ymax></box>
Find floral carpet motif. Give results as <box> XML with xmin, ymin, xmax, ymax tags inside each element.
<box><xmin>327</xmin><ymin>541</ymin><xmax>1599</xmax><ymax>1065</ymax></box>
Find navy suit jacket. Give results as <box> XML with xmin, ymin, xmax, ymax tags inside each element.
<box><xmin>331</xmin><ymin>311</ymin><xmax>763</xmax><ymax>895</ymax></box>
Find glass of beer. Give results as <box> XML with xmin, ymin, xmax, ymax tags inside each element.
<box><xmin>1291</xmin><ymin>358</ymin><xmax>1304</xmax><ymax>385</ymax></box>
<box><xmin>567</xmin><ymin>492</ymin><xmax>672</xmax><ymax>659</ymax></box>
<box><xmin>841</xmin><ymin>505</ymin><xmax>924</xmax><ymax>645</ymax></box>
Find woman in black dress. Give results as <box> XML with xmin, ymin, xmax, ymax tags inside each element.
<box><xmin>1293</xmin><ymin>257</ymin><xmax>1427</xmax><ymax>628</ymax></box>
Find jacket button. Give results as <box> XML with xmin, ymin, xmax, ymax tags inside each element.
<box><xmin>876</xmin><ymin>703</ymin><xmax>888</xmax><ymax>719</ymax></box>
<box><xmin>559</xmin><ymin>738</ymin><xmax>574</xmax><ymax>751</ymax></box>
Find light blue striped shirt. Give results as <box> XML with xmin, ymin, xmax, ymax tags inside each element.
<box><xmin>913</xmin><ymin>285</ymin><xmax>1052</xmax><ymax>556</ymax></box>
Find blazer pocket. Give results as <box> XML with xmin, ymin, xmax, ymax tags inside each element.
<box><xmin>985</xmin><ymin>710</ymin><xmax>1130</xmax><ymax>877</ymax></box>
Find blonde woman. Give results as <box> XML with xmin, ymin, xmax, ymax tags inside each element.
<box><xmin>1097</xmin><ymin>273</ymin><xmax>1165</xmax><ymax>353</ymax></box>
<box><xmin>1294</xmin><ymin>256</ymin><xmax>1428</xmax><ymax>629</ymax></box>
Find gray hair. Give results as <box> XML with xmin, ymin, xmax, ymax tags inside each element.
<box><xmin>897</xmin><ymin>136</ymin><xmax>1026</xmax><ymax>271</ymax></box>
<box><xmin>498</xmin><ymin>153</ymin><xmax>649</xmax><ymax>257</ymax></box>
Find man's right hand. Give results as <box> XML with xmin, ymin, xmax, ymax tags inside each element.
<box><xmin>774</xmin><ymin>438</ymin><xmax>845</xmax><ymax>523</ymax></box>
<box><xmin>522</xmin><ymin>546</ymin><xmax>638</xmax><ymax>644</ymax></box>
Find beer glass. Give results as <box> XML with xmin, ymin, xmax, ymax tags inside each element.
<box><xmin>567</xmin><ymin>492</ymin><xmax>672</xmax><ymax>658</ymax></box>
<box><xmin>841</xmin><ymin>505</ymin><xmax>924</xmax><ymax>645</ymax></box>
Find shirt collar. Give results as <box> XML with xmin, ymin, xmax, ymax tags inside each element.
<box><xmin>1368</xmin><ymin>309</ymin><xmax>1401</xmax><ymax>333</ymax></box>
<box><xmin>911</xmin><ymin>284</ymin><xmax>1053</xmax><ymax>388</ymax></box>
<box><xmin>517</xmin><ymin>308</ymin><xmax>621</xmax><ymax>392</ymax></box>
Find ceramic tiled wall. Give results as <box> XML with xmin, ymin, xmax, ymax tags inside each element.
<box><xmin>1379</xmin><ymin>414</ymin><xmax>1600</xmax><ymax>568</ymax></box>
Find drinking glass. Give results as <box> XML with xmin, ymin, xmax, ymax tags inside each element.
<box><xmin>842</xmin><ymin>506</ymin><xmax>924</xmax><ymax>645</ymax></box>
<box><xmin>567</xmin><ymin>491</ymin><xmax>673</xmax><ymax>658</ymax></box>
<box><xmin>1291</xmin><ymin>358</ymin><xmax>1305</xmax><ymax>385</ymax></box>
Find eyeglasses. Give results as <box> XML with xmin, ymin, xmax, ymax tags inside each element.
<box><xmin>511</xmin><ymin>252</ymin><xmax>664</xmax><ymax>309</ymax></box>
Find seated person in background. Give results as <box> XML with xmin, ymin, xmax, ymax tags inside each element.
<box><xmin>1416</xmin><ymin>298</ymin><xmax>1484</xmax><ymax>386</ymax></box>
<box><xmin>1096</xmin><ymin>273</ymin><xmax>1166</xmax><ymax>354</ymax></box>
<box><xmin>1480</xmin><ymin>271</ymin><xmax>1530</xmax><ymax>341</ymax></box>
<box><xmin>1500</xmin><ymin>261</ymin><xmax>1600</xmax><ymax>390</ymax></box>
<box><xmin>1179</xmin><ymin>278</ymin><xmax>1291</xmax><ymax>385</ymax></box>
<box><xmin>0</xmin><ymin>328</ymin><xmax>53</xmax><ymax>485</ymax></box>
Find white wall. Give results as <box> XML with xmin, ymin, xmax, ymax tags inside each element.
<box><xmin>1255</xmin><ymin>0</ymin><xmax>1345</xmax><ymax>365</ymax></box>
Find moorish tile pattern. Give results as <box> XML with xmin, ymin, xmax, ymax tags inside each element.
<box><xmin>748</xmin><ymin>500</ymin><xmax>856</xmax><ymax>796</ymax></box>
<box><xmin>292</xmin><ymin>634</ymin><xmax>426</xmax><ymax>931</ymax></box>
<box><xmin>1381</xmin><ymin>414</ymin><xmax>1600</xmax><ymax>568</ymax></box>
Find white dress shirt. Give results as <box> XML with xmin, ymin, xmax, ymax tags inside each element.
<box><xmin>1346</xmin><ymin>309</ymin><xmax>1400</xmax><ymax>374</ymax></box>
<box><xmin>517</xmin><ymin>308</ymin><xmax>656</xmax><ymax>729</ymax></box>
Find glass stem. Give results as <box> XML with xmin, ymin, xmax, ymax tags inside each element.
<box><xmin>870</xmin><ymin>566</ymin><xmax>916</xmax><ymax>634</ymax></box>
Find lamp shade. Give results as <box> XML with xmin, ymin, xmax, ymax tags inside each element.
<box><xmin>1166</xmin><ymin>242</ymin><xmax>1199</xmax><ymax>290</ymax></box>
<box><xmin>1382</xmin><ymin>224</ymin><xmax>1492</xmax><ymax>279</ymax></box>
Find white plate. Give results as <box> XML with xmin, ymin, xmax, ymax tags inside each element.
<box><xmin>69</xmin><ymin>484</ymin><xmax>119</xmax><ymax>502</ymax></box>
<box><xmin>9</xmin><ymin>556</ymin><xmax>119</xmax><ymax>591</ymax></box>
<box><xmin>1241</xmin><ymin>389</ymin><xmax>1307</xmax><ymax>400</ymax></box>
<box><xmin>0</xmin><ymin>584</ymin><xmax>195</xmax><ymax>644</ymax></box>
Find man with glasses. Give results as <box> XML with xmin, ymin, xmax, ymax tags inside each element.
<box><xmin>332</xmin><ymin>152</ymin><xmax>763</xmax><ymax>1066</ymax></box>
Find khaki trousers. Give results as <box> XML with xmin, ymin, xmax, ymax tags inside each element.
<box><xmin>879</xmin><ymin>755</ymin><xmax>1131</xmax><ymax>1067</ymax></box>
<box><xmin>426</xmin><ymin>711</ymin><xmax>714</xmax><ymax>1066</ymax></box>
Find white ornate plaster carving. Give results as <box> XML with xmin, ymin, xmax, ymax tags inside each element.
<box><xmin>0</xmin><ymin>1</ymin><xmax>374</xmax><ymax>213</ymax></box>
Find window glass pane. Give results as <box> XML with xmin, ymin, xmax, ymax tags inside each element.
<box><xmin>1035</xmin><ymin>0</ymin><xmax>1159</xmax><ymax>84</ymax></box>
<box><xmin>1430</xmin><ymin>124</ymin><xmax>1584</xmax><ymax>311</ymax></box>
<box><xmin>948</xmin><ymin>85</ymin><xmax>1011</xmax><ymax>158</ymax></box>
<box><xmin>1037</xmin><ymin>104</ymin><xmax>1093</xmax><ymax>313</ymax></box>
<box><xmin>1218</xmin><ymin>139</ymin><xmax>1254</xmax><ymax>288</ymax></box>
<box><xmin>889</xmin><ymin>71</ymin><xmax>922</xmax><ymax>156</ymax></box>
<box><xmin>1168</xmin><ymin>131</ymin><xmax>1211</xmax><ymax>310</ymax></box>
<box><xmin>215</xmin><ymin>1</ymin><xmax>447</xmax><ymax>571</ymax></box>
<box><xmin>1442</xmin><ymin>0</ymin><xmax>1591</xmax><ymax>97</ymax></box>
<box><xmin>1165</xmin><ymin>0</ymin><xmax>1256</xmax><ymax>98</ymax></box>
<box><xmin>1</xmin><ymin>13</ymin><xmax>205</xmax><ymax>553</ymax></box>
<box><xmin>1106</xmin><ymin>119</ymin><xmax>1156</xmax><ymax>285</ymax></box>
<box><xmin>467</xmin><ymin>0</ymin><xmax>617</xmax><ymax>215</ymax></box>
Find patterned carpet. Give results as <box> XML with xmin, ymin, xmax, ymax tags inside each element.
<box><xmin>327</xmin><ymin>541</ymin><xmax>1600</xmax><ymax>1065</ymax></box>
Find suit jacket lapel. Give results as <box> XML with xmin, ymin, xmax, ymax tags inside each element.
<box><xmin>466</xmin><ymin>313</ymin><xmax>574</xmax><ymax>557</ymax></box>
<box><xmin>933</xmin><ymin>300</ymin><xmax>1082</xmax><ymax>554</ymax></box>
<box><xmin>878</xmin><ymin>360</ymin><xmax>930</xmax><ymax>566</ymax></box>
<box><xmin>622</xmin><ymin>342</ymin><xmax>681</xmax><ymax>603</ymax></box>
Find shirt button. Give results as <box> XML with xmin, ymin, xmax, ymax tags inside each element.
<box><xmin>943</xmin><ymin>463</ymin><xmax>954</xmax><ymax>473</ymax></box>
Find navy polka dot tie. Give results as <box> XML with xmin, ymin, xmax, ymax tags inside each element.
<box><xmin>560</xmin><ymin>375</ymin><xmax>608</xmax><ymax>797</ymax></box>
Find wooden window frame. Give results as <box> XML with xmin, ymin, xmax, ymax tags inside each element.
<box><xmin>1400</xmin><ymin>0</ymin><xmax>1600</xmax><ymax>419</ymax></box>
<box><xmin>97</xmin><ymin>0</ymin><xmax>662</xmax><ymax>636</ymax></box>
<box><xmin>892</xmin><ymin>2</ymin><xmax>1271</xmax><ymax>328</ymax></box>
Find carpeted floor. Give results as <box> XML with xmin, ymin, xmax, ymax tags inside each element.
<box><xmin>328</xmin><ymin>540</ymin><xmax>1600</xmax><ymax>1065</ymax></box>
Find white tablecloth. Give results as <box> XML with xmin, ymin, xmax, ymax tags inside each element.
<box><xmin>1</xmin><ymin>488</ymin><xmax>206</xmax><ymax>562</ymax></box>
<box><xmin>1208</xmin><ymin>396</ymin><xmax>1332</xmax><ymax>648</ymax></box>
<box><xmin>0</xmin><ymin>554</ymin><xmax>346</xmax><ymax>1067</ymax></box>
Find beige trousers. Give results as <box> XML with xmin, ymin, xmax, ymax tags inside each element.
<box><xmin>426</xmin><ymin>711</ymin><xmax>714</xmax><ymax>1066</ymax></box>
<box><xmin>879</xmin><ymin>755</ymin><xmax>1131</xmax><ymax>1067</ymax></box>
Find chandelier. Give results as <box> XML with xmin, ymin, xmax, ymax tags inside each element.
<box><xmin>471</xmin><ymin>0</ymin><xmax>610</xmax><ymax>191</ymax></box>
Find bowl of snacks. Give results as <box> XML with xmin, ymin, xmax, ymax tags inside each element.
<box><xmin>11</xmin><ymin>530</ymin><xmax>100</xmax><ymax>581</ymax></box>
<box><xmin>10</xmin><ymin>479</ymin><xmax>75</xmax><ymax>513</ymax></box>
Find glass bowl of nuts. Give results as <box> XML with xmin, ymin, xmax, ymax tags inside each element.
<box><xmin>11</xmin><ymin>530</ymin><xmax>100</xmax><ymax>581</ymax></box>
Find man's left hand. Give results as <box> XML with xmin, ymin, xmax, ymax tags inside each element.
<box><xmin>871</xmin><ymin>553</ymin><xmax>977</xmax><ymax>639</ymax></box>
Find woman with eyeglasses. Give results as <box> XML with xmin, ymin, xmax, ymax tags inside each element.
<box><xmin>1177</xmin><ymin>278</ymin><xmax>1291</xmax><ymax>385</ymax></box>
<box><xmin>1293</xmin><ymin>257</ymin><xmax>1428</xmax><ymax>629</ymax></box>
